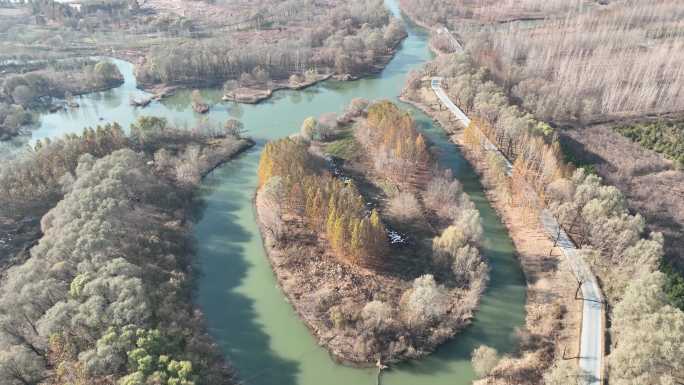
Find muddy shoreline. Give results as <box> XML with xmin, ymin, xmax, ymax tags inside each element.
<box><xmin>199</xmin><ymin>137</ymin><xmax>255</xmax><ymax>180</ymax></box>
<box><xmin>220</xmin><ymin>74</ymin><xmax>333</xmax><ymax>104</ymax></box>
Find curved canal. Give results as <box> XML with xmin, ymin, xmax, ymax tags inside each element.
<box><xmin>15</xmin><ymin>1</ymin><xmax>526</xmax><ymax>384</ymax></box>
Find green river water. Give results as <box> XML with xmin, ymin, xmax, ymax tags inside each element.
<box><xmin>14</xmin><ymin>1</ymin><xmax>526</xmax><ymax>383</ymax></box>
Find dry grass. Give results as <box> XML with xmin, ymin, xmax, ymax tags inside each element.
<box><xmin>401</xmin><ymin>0</ymin><xmax>684</xmax><ymax>122</ymax></box>
<box><xmin>468</xmin><ymin>0</ymin><xmax>684</xmax><ymax>122</ymax></box>
<box><xmin>399</xmin><ymin>0</ymin><xmax>577</xmax><ymax>25</ymax></box>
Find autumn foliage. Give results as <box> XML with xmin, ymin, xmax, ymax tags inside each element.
<box><xmin>257</xmin><ymin>138</ymin><xmax>388</xmax><ymax>267</ymax></box>
<box><xmin>358</xmin><ymin>101</ymin><xmax>431</xmax><ymax>186</ymax></box>
<box><xmin>257</xmin><ymin>138</ymin><xmax>314</xmax><ymax>187</ymax></box>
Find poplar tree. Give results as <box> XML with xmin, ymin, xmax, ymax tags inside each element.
<box><xmin>609</xmin><ymin>272</ymin><xmax>684</xmax><ymax>385</ymax></box>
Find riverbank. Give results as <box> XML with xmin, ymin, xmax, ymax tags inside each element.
<box><xmin>401</xmin><ymin>87</ymin><xmax>580</xmax><ymax>383</ymax></box>
<box><xmin>145</xmin><ymin>32</ymin><xmax>408</xmax><ymax>105</ymax></box>
<box><xmin>397</xmin><ymin>0</ymin><xmax>433</xmax><ymax>31</ymax></box>
<box><xmin>1</xmin><ymin>1</ymin><xmax>528</xmax><ymax>382</ymax></box>
<box><xmin>194</xmin><ymin>136</ymin><xmax>255</xmax><ymax>183</ymax></box>
<box><xmin>396</xmin><ymin>1</ymin><xmax>450</xmax><ymax>55</ymax></box>
<box><xmin>397</xmin><ymin>4</ymin><xmax>583</xmax><ymax>378</ymax></box>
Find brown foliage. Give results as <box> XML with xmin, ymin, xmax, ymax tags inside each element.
<box><xmin>257</xmin><ymin>137</ymin><xmax>389</xmax><ymax>268</ymax></box>
<box><xmin>469</xmin><ymin>1</ymin><xmax>684</xmax><ymax>121</ymax></box>
<box><xmin>357</xmin><ymin>100</ymin><xmax>431</xmax><ymax>187</ymax></box>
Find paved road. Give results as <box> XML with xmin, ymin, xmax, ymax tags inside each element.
<box><xmin>431</xmin><ymin>77</ymin><xmax>603</xmax><ymax>384</ymax></box>
<box><xmin>434</xmin><ymin>26</ymin><xmax>464</xmax><ymax>52</ymax></box>
<box><xmin>540</xmin><ymin>212</ymin><xmax>603</xmax><ymax>385</ymax></box>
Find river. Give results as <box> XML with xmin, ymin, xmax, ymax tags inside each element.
<box><xmin>13</xmin><ymin>1</ymin><xmax>526</xmax><ymax>384</ymax></box>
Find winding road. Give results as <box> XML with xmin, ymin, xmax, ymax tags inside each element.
<box><xmin>431</xmin><ymin>77</ymin><xmax>603</xmax><ymax>384</ymax></box>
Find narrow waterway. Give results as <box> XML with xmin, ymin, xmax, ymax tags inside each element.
<box><xmin>192</xmin><ymin>3</ymin><xmax>526</xmax><ymax>383</ymax></box>
<box><xmin>14</xmin><ymin>1</ymin><xmax>526</xmax><ymax>384</ymax></box>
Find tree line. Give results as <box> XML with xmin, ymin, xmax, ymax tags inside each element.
<box><xmin>27</xmin><ymin>0</ymin><xmax>138</xmax><ymax>30</ymax></box>
<box><xmin>0</xmin><ymin>122</ymin><xmax>130</xmax><ymax>214</ymax></box>
<box><xmin>420</xmin><ymin>54</ymin><xmax>559</xmax><ymax>191</ymax></box>
<box><xmin>1</xmin><ymin>60</ymin><xmax>123</xmax><ymax>108</ymax></box>
<box><xmin>136</xmin><ymin>0</ymin><xmax>406</xmax><ymax>88</ymax></box>
<box><xmin>356</xmin><ymin>100</ymin><xmax>431</xmax><ymax>187</ymax></box>
<box><xmin>437</xmin><ymin>52</ymin><xmax>684</xmax><ymax>384</ymax></box>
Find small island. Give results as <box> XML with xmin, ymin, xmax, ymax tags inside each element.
<box><xmin>255</xmin><ymin>100</ymin><xmax>489</xmax><ymax>365</ymax></box>
<box><xmin>191</xmin><ymin>90</ymin><xmax>211</xmax><ymax>114</ymax></box>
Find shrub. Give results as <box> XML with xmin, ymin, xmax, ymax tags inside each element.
<box><xmin>471</xmin><ymin>345</ymin><xmax>499</xmax><ymax>378</ymax></box>
<box><xmin>400</xmin><ymin>275</ymin><xmax>449</xmax><ymax>327</ymax></box>
<box><xmin>387</xmin><ymin>191</ymin><xmax>423</xmax><ymax>223</ymax></box>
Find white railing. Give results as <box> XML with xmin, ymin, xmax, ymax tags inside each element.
<box><xmin>431</xmin><ymin>76</ymin><xmax>603</xmax><ymax>385</ymax></box>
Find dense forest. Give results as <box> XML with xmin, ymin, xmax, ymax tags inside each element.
<box><xmin>136</xmin><ymin>0</ymin><xmax>406</xmax><ymax>88</ymax></box>
<box><xmin>259</xmin><ymin>138</ymin><xmax>390</xmax><ymax>267</ymax></box>
<box><xmin>255</xmin><ymin>100</ymin><xmax>488</xmax><ymax>363</ymax></box>
<box><xmin>402</xmin><ymin>0</ymin><xmax>684</xmax><ymax>123</ymax></box>
<box><xmin>0</xmin><ymin>117</ymin><xmax>253</xmax><ymax>385</ymax></box>
<box><xmin>357</xmin><ymin>101</ymin><xmax>431</xmax><ymax>187</ymax></box>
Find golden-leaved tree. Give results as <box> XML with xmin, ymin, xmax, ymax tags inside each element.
<box><xmin>358</xmin><ymin>101</ymin><xmax>431</xmax><ymax>186</ymax></box>
<box><xmin>257</xmin><ymin>137</ymin><xmax>389</xmax><ymax>268</ymax></box>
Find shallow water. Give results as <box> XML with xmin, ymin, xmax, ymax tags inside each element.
<box><xmin>18</xmin><ymin>1</ymin><xmax>526</xmax><ymax>384</ymax></box>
